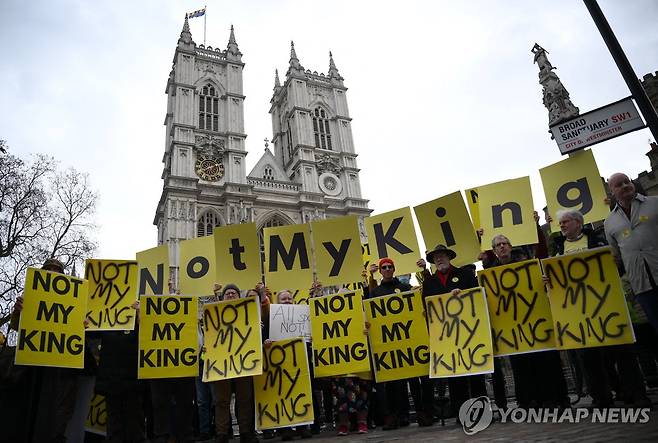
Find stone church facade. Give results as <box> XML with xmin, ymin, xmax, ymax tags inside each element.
<box><xmin>153</xmin><ymin>18</ymin><xmax>371</xmax><ymax>281</ymax></box>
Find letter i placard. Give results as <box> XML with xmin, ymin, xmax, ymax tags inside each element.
<box><xmin>15</xmin><ymin>268</ymin><xmax>88</xmax><ymax>369</ymax></box>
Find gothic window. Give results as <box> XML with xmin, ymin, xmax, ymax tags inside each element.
<box><xmin>263</xmin><ymin>165</ymin><xmax>275</xmax><ymax>181</ymax></box>
<box><xmin>197</xmin><ymin>211</ymin><xmax>220</xmax><ymax>237</ymax></box>
<box><xmin>286</xmin><ymin>120</ymin><xmax>294</xmax><ymax>161</ymax></box>
<box><xmin>258</xmin><ymin>216</ymin><xmax>289</xmax><ymax>264</ymax></box>
<box><xmin>199</xmin><ymin>84</ymin><xmax>219</xmax><ymax>132</ymax></box>
<box><xmin>312</xmin><ymin>107</ymin><xmax>332</xmax><ymax>150</ymax></box>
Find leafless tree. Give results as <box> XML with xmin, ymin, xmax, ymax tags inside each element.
<box><xmin>0</xmin><ymin>142</ymin><xmax>98</xmax><ymax>327</ymax></box>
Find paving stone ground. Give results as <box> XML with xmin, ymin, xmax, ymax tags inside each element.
<box><xmin>278</xmin><ymin>388</ymin><xmax>658</xmax><ymax>443</ymax></box>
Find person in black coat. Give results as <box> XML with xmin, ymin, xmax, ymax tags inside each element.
<box><xmin>418</xmin><ymin>245</ymin><xmax>487</xmax><ymax>422</ymax></box>
<box><xmin>367</xmin><ymin>258</ymin><xmax>415</xmax><ymax>430</ymax></box>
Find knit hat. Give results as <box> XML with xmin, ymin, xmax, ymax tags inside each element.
<box><xmin>221</xmin><ymin>283</ymin><xmax>241</xmax><ymax>299</ymax></box>
<box><xmin>378</xmin><ymin>258</ymin><xmax>395</xmax><ymax>268</ymax></box>
<box><xmin>41</xmin><ymin>258</ymin><xmax>65</xmax><ymax>273</ymax></box>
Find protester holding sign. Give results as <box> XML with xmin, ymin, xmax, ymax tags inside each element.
<box><xmin>207</xmin><ymin>283</ymin><xmax>260</xmax><ymax>443</ymax></box>
<box><xmin>485</xmin><ymin>234</ymin><xmax>569</xmax><ymax>409</ymax></box>
<box><xmin>605</xmin><ymin>172</ymin><xmax>658</xmax><ymax>334</ymax></box>
<box><xmin>544</xmin><ymin>209</ymin><xmax>651</xmax><ymax>408</ymax></box>
<box><xmin>366</xmin><ymin>258</ymin><xmax>415</xmax><ymax>430</ymax></box>
<box><xmin>418</xmin><ymin>245</ymin><xmax>487</xmax><ymax>422</ymax></box>
<box><xmin>6</xmin><ymin>259</ymin><xmax>94</xmax><ymax>443</ymax></box>
<box><xmin>265</xmin><ymin>290</ymin><xmax>316</xmax><ymax>440</ymax></box>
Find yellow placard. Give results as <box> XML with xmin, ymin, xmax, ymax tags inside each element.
<box><xmin>264</xmin><ymin>224</ymin><xmax>313</xmax><ymax>292</ymax></box>
<box><xmin>138</xmin><ymin>295</ymin><xmax>199</xmax><ymax>379</ymax></box>
<box><xmin>179</xmin><ymin>236</ymin><xmax>216</xmax><ymax>296</ymax></box>
<box><xmin>414</xmin><ymin>191</ymin><xmax>481</xmax><ymax>267</ymax></box>
<box><xmin>365</xmin><ymin>207</ymin><xmax>421</xmax><ymax>276</ymax></box>
<box><xmin>214</xmin><ymin>223</ymin><xmax>262</xmax><ymax>290</ymax></box>
<box><xmin>542</xmin><ymin>247</ymin><xmax>635</xmax><ymax>350</ymax></box>
<box><xmin>464</xmin><ymin>187</ymin><xmax>480</xmax><ymax>229</ymax></box>
<box><xmin>478</xmin><ymin>177</ymin><xmax>538</xmax><ymax>250</ymax></box>
<box><xmin>363</xmin><ymin>290</ymin><xmax>429</xmax><ymax>382</ymax></box>
<box><xmin>202</xmin><ymin>297</ymin><xmax>263</xmax><ymax>381</ymax></box>
<box><xmin>136</xmin><ymin>245</ymin><xmax>170</xmax><ymax>296</ymax></box>
<box><xmin>253</xmin><ymin>337</ymin><xmax>315</xmax><ymax>430</ymax></box>
<box><xmin>310</xmin><ymin>291</ymin><xmax>370</xmax><ymax>377</ymax></box>
<box><xmin>311</xmin><ymin>216</ymin><xmax>363</xmax><ymax>287</ymax></box>
<box><xmin>15</xmin><ymin>268</ymin><xmax>88</xmax><ymax>368</ymax></box>
<box><xmin>362</xmin><ymin>243</ymin><xmax>372</xmax><ymax>269</ymax></box>
<box><xmin>84</xmin><ymin>259</ymin><xmax>138</xmax><ymax>331</ymax></box>
<box><xmin>477</xmin><ymin>259</ymin><xmax>556</xmax><ymax>355</ymax></box>
<box><xmin>540</xmin><ymin>149</ymin><xmax>610</xmax><ymax>229</ymax></box>
<box><xmin>85</xmin><ymin>394</ymin><xmax>107</xmax><ymax>436</ymax></box>
<box><xmin>426</xmin><ymin>287</ymin><xmax>494</xmax><ymax>377</ymax></box>
<box><xmin>341</xmin><ymin>243</ymin><xmax>373</xmax><ymax>291</ymax></box>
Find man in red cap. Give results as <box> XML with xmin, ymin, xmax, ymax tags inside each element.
<box><xmin>368</xmin><ymin>258</ymin><xmax>415</xmax><ymax>430</ymax></box>
<box><xmin>369</xmin><ymin>258</ymin><xmax>411</xmax><ymax>297</ymax></box>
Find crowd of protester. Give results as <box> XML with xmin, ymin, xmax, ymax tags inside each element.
<box><xmin>1</xmin><ymin>172</ymin><xmax>658</xmax><ymax>443</ymax></box>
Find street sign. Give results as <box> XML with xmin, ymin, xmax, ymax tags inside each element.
<box><xmin>550</xmin><ymin>97</ymin><xmax>645</xmax><ymax>155</ymax></box>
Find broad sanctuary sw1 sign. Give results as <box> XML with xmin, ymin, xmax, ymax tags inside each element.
<box><xmin>550</xmin><ymin>97</ymin><xmax>645</xmax><ymax>155</ymax></box>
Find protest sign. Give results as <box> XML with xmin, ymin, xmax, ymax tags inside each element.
<box><xmin>414</xmin><ymin>192</ymin><xmax>481</xmax><ymax>267</ymax></box>
<box><xmin>264</xmin><ymin>224</ymin><xmax>313</xmax><ymax>292</ymax></box>
<box><xmin>253</xmin><ymin>337</ymin><xmax>314</xmax><ymax>430</ymax></box>
<box><xmin>310</xmin><ymin>291</ymin><xmax>370</xmax><ymax>377</ymax></box>
<box><xmin>136</xmin><ymin>245</ymin><xmax>170</xmax><ymax>296</ymax></box>
<box><xmin>179</xmin><ymin>236</ymin><xmax>216</xmax><ymax>296</ymax></box>
<box><xmin>138</xmin><ymin>295</ymin><xmax>199</xmax><ymax>379</ymax></box>
<box><xmin>202</xmin><ymin>297</ymin><xmax>262</xmax><ymax>381</ymax></box>
<box><xmin>363</xmin><ymin>290</ymin><xmax>429</xmax><ymax>382</ymax></box>
<box><xmin>426</xmin><ymin>287</ymin><xmax>494</xmax><ymax>377</ymax></box>
<box><xmin>269</xmin><ymin>304</ymin><xmax>311</xmax><ymax>341</ymax></box>
<box><xmin>85</xmin><ymin>394</ymin><xmax>107</xmax><ymax>436</ymax></box>
<box><xmin>540</xmin><ymin>149</ymin><xmax>610</xmax><ymax>229</ymax></box>
<box><xmin>311</xmin><ymin>215</ymin><xmax>363</xmax><ymax>287</ymax></box>
<box><xmin>365</xmin><ymin>207</ymin><xmax>420</xmax><ymax>276</ymax></box>
<box><xmin>214</xmin><ymin>222</ymin><xmax>261</xmax><ymax>289</ymax></box>
<box><xmin>542</xmin><ymin>247</ymin><xmax>635</xmax><ymax>350</ymax></box>
<box><xmin>84</xmin><ymin>259</ymin><xmax>138</xmax><ymax>330</ymax></box>
<box><xmin>478</xmin><ymin>259</ymin><xmax>556</xmax><ymax>355</ymax></box>
<box><xmin>464</xmin><ymin>187</ymin><xmax>480</xmax><ymax>229</ymax></box>
<box><xmin>16</xmin><ymin>268</ymin><xmax>88</xmax><ymax>368</ymax></box>
<box><xmin>478</xmin><ymin>177</ymin><xmax>538</xmax><ymax>249</ymax></box>
<box><xmin>341</xmin><ymin>243</ymin><xmax>373</xmax><ymax>291</ymax></box>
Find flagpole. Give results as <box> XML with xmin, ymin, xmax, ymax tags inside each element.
<box><xmin>203</xmin><ymin>5</ymin><xmax>207</xmax><ymax>46</ymax></box>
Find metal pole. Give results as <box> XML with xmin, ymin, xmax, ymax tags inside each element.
<box><xmin>203</xmin><ymin>5</ymin><xmax>207</xmax><ymax>46</ymax></box>
<box><xmin>583</xmin><ymin>0</ymin><xmax>658</xmax><ymax>142</ymax></box>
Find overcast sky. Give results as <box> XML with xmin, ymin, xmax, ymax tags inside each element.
<box><xmin>1</xmin><ymin>0</ymin><xmax>657</xmax><ymax>259</ymax></box>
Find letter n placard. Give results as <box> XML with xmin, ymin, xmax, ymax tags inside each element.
<box><xmin>478</xmin><ymin>176</ymin><xmax>537</xmax><ymax>249</ymax></box>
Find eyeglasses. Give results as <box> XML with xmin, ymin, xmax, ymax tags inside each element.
<box><xmin>380</xmin><ymin>265</ymin><xmax>394</xmax><ymax>270</ymax></box>
<box><xmin>494</xmin><ymin>242</ymin><xmax>511</xmax><ymax>248</ymax></box>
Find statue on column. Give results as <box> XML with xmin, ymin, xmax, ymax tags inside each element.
<box><xmin>532</xmin><ymin>43</ymin><xmax>579</xmax><ymax>127</ymax></box>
